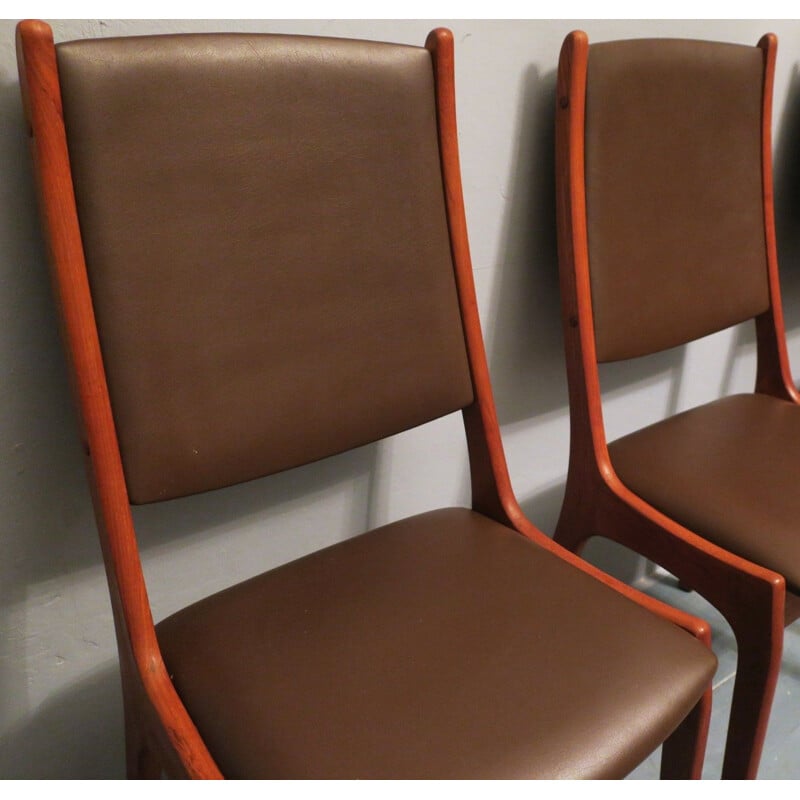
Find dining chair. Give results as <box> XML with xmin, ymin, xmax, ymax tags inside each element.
<box><xmin>17</xmin><ymin>19</ymin><xmax>716</xmax><ymax>779</ymax></box>
<box><xmin>553</xmin><ymin>29</ymin><xmax>798</xmax><ymax>779</ymax></box>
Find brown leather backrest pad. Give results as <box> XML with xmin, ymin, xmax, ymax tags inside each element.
<box><xmin>56</xmin><ymin>34</ymin><xmax>473</xmax><ymax>503</ymax></box>
<box><xmin>584</xmin><ymin>39</ymin><xmax>770</xmax><ymax>362</ymax></box>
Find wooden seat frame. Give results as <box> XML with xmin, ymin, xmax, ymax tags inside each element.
<box><xmin>554</xmin><ymin>30</ymin><xmax>799</xmax><ymax>780</ymax></box>
<box><xmin>18</xmin><ymin>20</ymin><xmax>713</xmax><ymax>779</ymax></box>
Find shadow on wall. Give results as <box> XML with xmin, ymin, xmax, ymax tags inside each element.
<box><xmin>773</xmin><ymin>62</ymin><xmax>800</xmax><ymax>341</ymax></box>
<box><xmin>0</xmin><ymin>663</ymin><xmax>125</xmax><ymax>779</ymax></box>
<box><xmin>484</xmin><ymin>60</ymin><xmax>684</xmax><ymax>582</ymax></box>
<box><xmin>0</xmin><ymin>74</ymin><xmax>119</xmax><ymax>768</ymax></box>
<box><xmin>132</xmin><ymin>443</ymin><xmax>382</xmax><ymax>556</ymax></box>
<box><xmin>0</xmin><ymin>76</ymin><xmax>103</xmax><ymax>587</ymax></box>
<box><xmin>486</xmin><ymin>64</ymin><xmax>685</xmax><ymax>429</ymax></box>
<box><xmin>711</xmin><ymin>62</ymin><xmax>800</xmax><ymax>382</ymax></box>
<box><xmin>485</xmin><ymin>64</ymin><xmax>566</xmax><ymax>424</ymax></box>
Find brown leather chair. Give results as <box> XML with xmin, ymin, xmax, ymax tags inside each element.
<box><xmin>17</xmin><ymin>19</ymin><xmax>716</xmax><ymax>779</ymax></box>
<box><xmin>554</xmin><ymin>30</ymin><xmax>799</xmax><ymax>780</ymax></box>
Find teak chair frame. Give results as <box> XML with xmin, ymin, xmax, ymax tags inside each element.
<box><xmin>18</xmin><ymin>19</ymin><xmax>713</xmax><ymax>779</ymax></box>
<box><xmin>554</xmin><ymin>29</ymin><xmax>798</xmax><ymax>780</ymax></box>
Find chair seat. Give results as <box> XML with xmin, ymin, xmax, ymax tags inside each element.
<box><xmin>609</xmin><ymin>392</ymin><xmax>800</xmax><ymax>591</ymax></box>
<box><xmin>156</xmin><ymin>507</ymin><xmax>715</xmax><ymax>779</ymax></box>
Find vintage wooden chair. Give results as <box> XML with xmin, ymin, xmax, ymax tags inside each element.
<box><xmin>554</xmin><ymin>30</ymin><xmax>799</xmax><ymax>779</ymax></box>
<box><xmin>17</xmin><ymin>19</ymin><xmax>716</xmax><ymax>779</ymax></box>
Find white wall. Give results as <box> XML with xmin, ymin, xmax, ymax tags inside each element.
<box><xmin>2</xmin><ymin>18</ymin><xmax>800</xmax><ymax>778</ymax></box>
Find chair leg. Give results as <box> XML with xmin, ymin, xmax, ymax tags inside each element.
<box><xmin>720</xmin><ymin>625</ymin><xmax>783</xmax><ymax>779</ymax></box>
<box><xmin>660</xmin><ymin>687</ymin><xmax>712</xmax><ymax>779</ymax></box>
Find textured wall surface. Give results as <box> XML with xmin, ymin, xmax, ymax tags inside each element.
<box><xmin>3</xmin><ymin>18</ymin><xmax>800</xmax><ymax>778</ymax></box>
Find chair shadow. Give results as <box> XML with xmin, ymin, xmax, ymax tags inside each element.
<box><xmin>486</xmin><ymin>64</ymin><xmax>685</xmax><ymax>428</ymax></box>
<box><xmin>0</xmin><ymin>663</ymin><xmax>125</xmax><ymax>778</ymax></box>
<box><xmin>773</xmin><ymin>63</ymin><xmax>800</xmax><ymax>343</ymax></box>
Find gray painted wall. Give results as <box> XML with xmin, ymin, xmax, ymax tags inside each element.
<box><xmin>2</xmin><ymin>18</ymin><xmax>800</xmax><ymax>778</ymax></box>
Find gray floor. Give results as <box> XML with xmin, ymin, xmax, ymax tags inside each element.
<box><xmin>626</xmin><ymin>569</ymin><xmax>800</xmax><ymax>780</ymax></box>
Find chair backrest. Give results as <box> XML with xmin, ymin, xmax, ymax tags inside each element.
<box><xmin>583</xmin><ymin>38</ymin><xmax>770</xmax><ymax>362</ymax></box>
<box><xmin>54</xmin><ymin>32</ymin><xmax>474</xmax><ymax>503</ymax></box>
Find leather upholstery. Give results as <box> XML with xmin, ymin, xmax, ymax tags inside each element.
<box><xmin>585</xmin><ymin>39</ymin><xmax>770</xmax><ymax>362</ymax></box>
<box><xmin>610</xmin><ymin>393</ymin><xmax>800</xmax><ymax>591</ymax></box>
<box><xmin>156</xmin><ymin>508</ymin><xmax>716</xmax><ymax>778</ymax></box>
<box><xmin>56</xmin><ymin>34</ymin><xmax>473</xmax><ymax>503</ymax></box>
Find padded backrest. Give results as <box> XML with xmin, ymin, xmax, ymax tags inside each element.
<box><xmin>584</xmin><ymin>38</ymin><xmax>770</xmax><ymax>363</ymax></box>
<box><xmin>55</xmin><ymin>33</ymin><xmax>474</xmax><ymax>503</ymax></box>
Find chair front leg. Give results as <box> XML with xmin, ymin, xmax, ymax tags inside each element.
<box><xmin>660</xmin><ymin>686</ymin><xmax>712</xmax><ymax>779</ymax></box>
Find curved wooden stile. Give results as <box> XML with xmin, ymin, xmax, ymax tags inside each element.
<box><xmin>15</xmin><ymin>18</ymin><xmax>222</xmax><ymax>779</ymax></box>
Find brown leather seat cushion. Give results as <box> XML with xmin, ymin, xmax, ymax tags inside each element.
<box><xmin>156</xmin><ymin>508</ymin><xmax>715</xmax><ymax>778</ymax></box>
<box><xmin>609</xmin><ymin>393</ymin><xmax>800</xmax><ymax>591</ymax></box>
